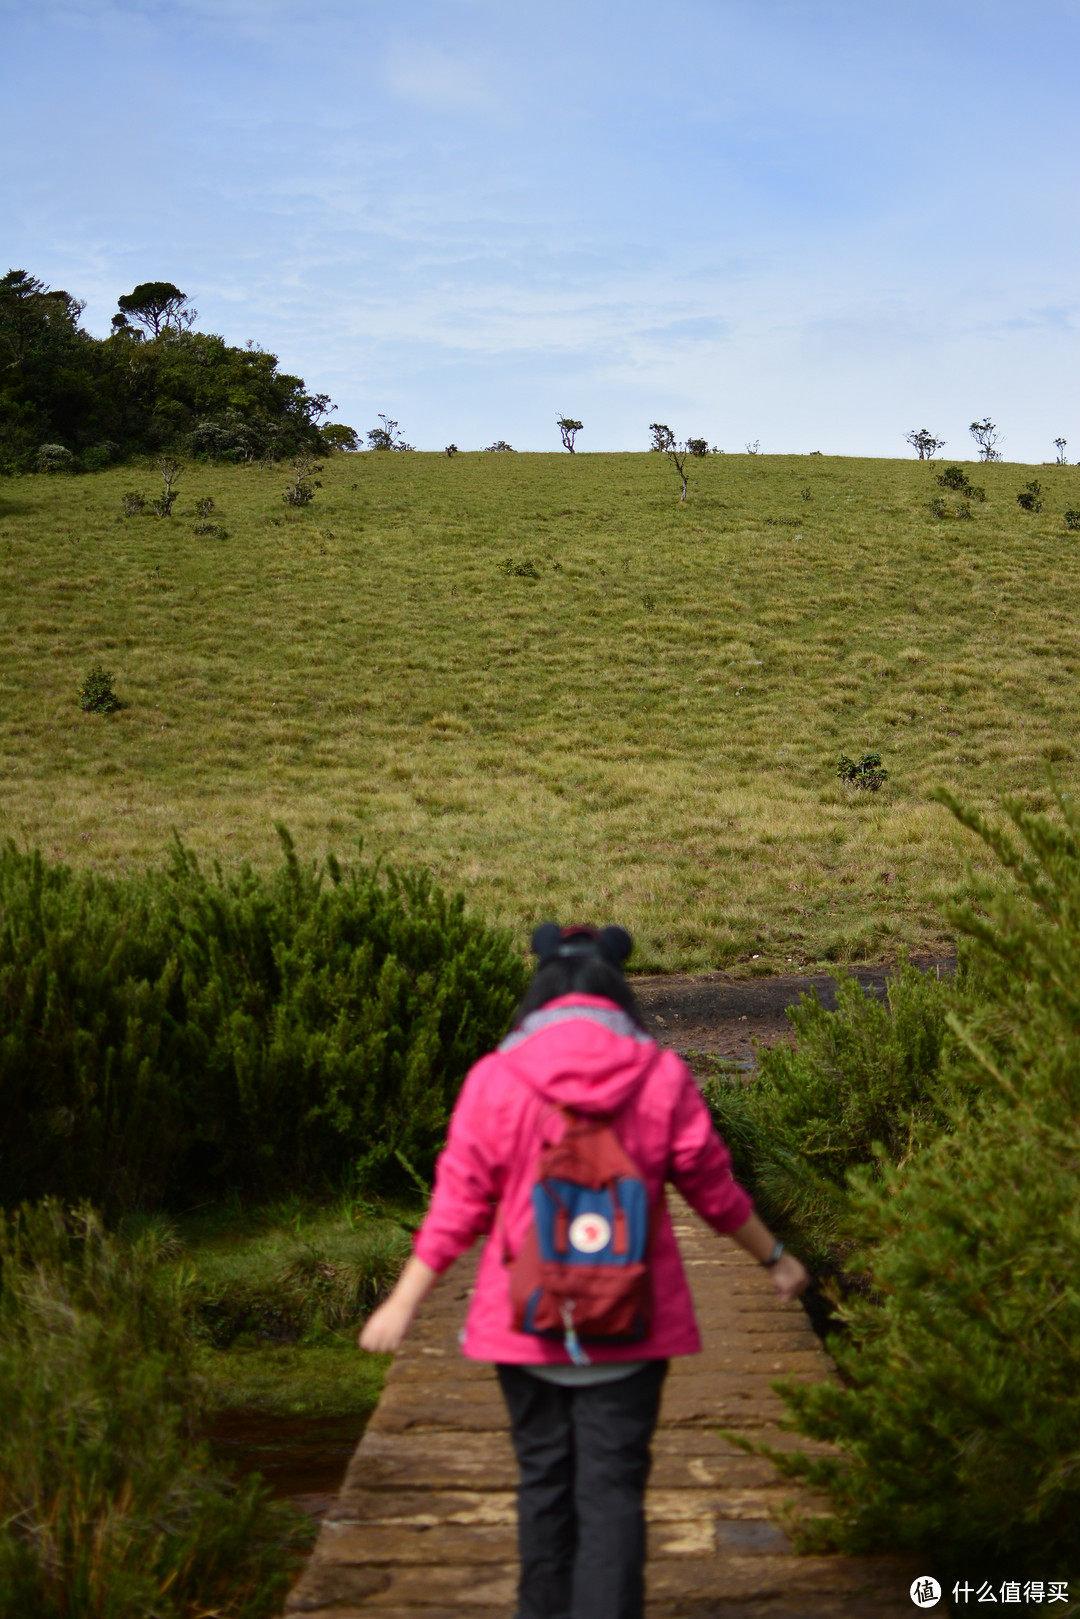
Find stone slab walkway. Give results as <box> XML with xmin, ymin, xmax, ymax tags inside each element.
<box><xmin>283</xmin><ymin>1202</ymin><xmax>919</xmax><ymax>1617</ymax></box>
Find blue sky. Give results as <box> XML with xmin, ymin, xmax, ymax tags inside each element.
<box><xmin>4</xmin><ymin>0</ymin><xmax>1079</xmax><ymax>458</ymax></box>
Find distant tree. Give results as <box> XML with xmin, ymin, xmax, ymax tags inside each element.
<box><xmin>906</xmin><ymin>427</ymin><xmax>946</xmax><ymax>460</ymax></box>
<box><xmin>484</xmin><ymin>440</ymin><xmax>515</xmax><ymax>452</ymax></box>
<box><xmin>686</xmin><ymin>437</ymin><xmax>709</xmax><ymax>458</ymax></box>
<box><xmin>153</xmin><ymin>456</ymin><xmax>182</xmax><ymax>516</ymax></box>
<box><xmin>557</xmin><ymin>416</ymin><xmax>583</xmax><ymax>453</ymax></box>
<box><xmin>444</xmin><ymin>444</ymin><xmax>458</xmax><ymax>457</ymax></box>
<box><xmin>283</xmin><ymin>452</ymin><xmax>323</xmax><ymax>505</ymax></box>
<box><xmin>969</xmin><ymin>418</ymin><xmax>1003</xmax><ymax>462</ymax></box>
<box><xmin>649</xmin><ymin>423</ymin><xmax>675</xmax><ymax>452</ymax></box>
<box><xmin>1054</xmin><ymin>437</ymin><xmax>1068</xmax><ymax>465</ymax></box>
<box><xmin>114</xmin><ymin>282</ymin><xmax>197</xmax><ymax>338</ymax></box>
<box><xmin>745</xmin><ymin>440</ymin><xmax>761</xmax><ymax>455</ymax></box>
<box><xmin>366</xmin><ymin>415</ymin><xmax>413</xmax><ymax>451</ymax></box>
<box><xmin>322</xmin><ymin>423</ymin><xmax>359</xmax><ymax>452</ymax></box>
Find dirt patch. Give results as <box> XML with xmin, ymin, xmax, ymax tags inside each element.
<box><xmin>631</xmin><ymin>951</ymin><xmax>956</xmax><ymax>1066</ymax></box>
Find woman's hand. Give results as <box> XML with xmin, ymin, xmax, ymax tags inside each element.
<box><xmin>359</xmin><ymin>1295</ymin><xmax>416</xmax><ymax>1353</ymax></box>
<box><xmin>768</xmin><ymin>1251</ymin><xmax>811</xmax><ymax>1304</ymax></box>
<box><xmin>357</xmin><ymin>1255</ymin><xmax>439</xmax><ymax>1354</ymax></box>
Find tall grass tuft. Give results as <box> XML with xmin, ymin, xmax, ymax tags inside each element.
<box><xmin>0</xmin><ymin>1201</ymin><xmax>311</xmax><ymax>1618</ymax></box>
<box><xmin>0</xmin><ymin>830</ymin><xmax>528</xmax><ymax>1214</ymax></box>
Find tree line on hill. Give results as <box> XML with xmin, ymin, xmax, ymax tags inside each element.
<box><xmin>0</xmin><ymin>270</ymin><xmax>358</xmax><ymax>474</ymax></box>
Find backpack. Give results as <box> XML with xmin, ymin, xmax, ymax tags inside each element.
<box><xmin>508</xmin><ymin>1108</ymin><xmax>653</xmax><ymax>1364</ymax></box>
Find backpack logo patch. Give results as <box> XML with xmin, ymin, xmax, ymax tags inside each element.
<box><xmin>569</xmin><ymin>1212</ymin><xmax>611</xmax><ymax>1253</ymax></box>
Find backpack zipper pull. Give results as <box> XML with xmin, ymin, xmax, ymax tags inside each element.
<box><xmin>561</xmin><ymin>1301</ymin><xmax>591</xmax><ymax>1367</ymax></box>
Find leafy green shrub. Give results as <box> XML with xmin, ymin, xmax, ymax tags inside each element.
<box><xmin>836</xmin><ymin>751</ymin><xmax>888</xmax><ymax>791</ymax></box>
<box><xmin>35</xmin><ymin>443</ymin><xmax>74</xmax><ymax>474</ymax></box>
<box><xmin>120</xmin><ymin>490</ymin><xmax>146</xmax><ymax>515</ymax></box>
<box><xmin>193</xmin><ymin>521</ymin><xmax>229</xmax><ymax>538</ymax></box>
<box><xmin>705</xmin><ymin>962</ymin><xmax>960</xmax><ymax>1265</ymax></box>
<box><xmin>76</xmin><ymin>663</ymin><xmax>121</xmax><ymax>713</ymax></box>
<box><xmin>282</xmin><ymin>453</ymin><xmax>322</xmax><ymax>506</ymax></box>
<box><xmin>768</xmin><ymin>790</ymin><xmax>1080</xmax><ymax>1577</ymax></box>
<box><xmin>935</xmin><ymin>465</ymin><xmax>985</xmax><ymax>500</ymax></box>
<box><xmin>1064</xmin><ymin>508</ymin><xmax>1080</xmax><ymax>531</ymax></box>
<box><xmin>79</xmin><ymin>441</ymin><xmax>119</xmax><ymax>472</ymax></box>
<box><xmin>0</xmin><ymin>831</ymin><xmax>528</xmax><ymax>1214</ymax></box>
<box><xmin>501</xmin><ymin>556</ymin><xmax>540</xmax><ymax>578</ymax></box>
<box><xmin>1016</xmin><ymin>479</ymin><xmax>1043</xmax><ymax>513</ymax></box>
<box><xmin>194</xmin><ymin>495</ymin><xmax>215</xmax><ymax>518</ymax></box>
<box><xmin>0</xmin><ymin>1201</ymin><xmax>309</xmax><ymax>1618</ymax></box>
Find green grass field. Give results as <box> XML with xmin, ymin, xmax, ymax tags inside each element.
<box><xmin>3</xmin><ymin>450</ymin><xmax>1078</xmax><ymax>969</ymax></box>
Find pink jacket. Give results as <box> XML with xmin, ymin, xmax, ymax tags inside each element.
<box><xmin>413</xmin><ymin>994</ymin><xmax>754</xmax><ymax>1363</ymax></box>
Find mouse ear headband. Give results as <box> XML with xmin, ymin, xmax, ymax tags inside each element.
<box><xmin>530</xmin><ymin>922</ymin><xmax>633</xmax><ymax>967</ymax></box>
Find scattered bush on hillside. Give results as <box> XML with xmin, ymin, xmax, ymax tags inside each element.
<box><xmin>120</xmin><ymin>490</ymin><xmax>146</xmax><ymax>515</ymax></box>
<box><xmin>283</xmin><ymin>452</ymin><xmax>322</xmax><ymax>506</ymax></box>
<box><xmin>0</xmin><ymin>830</ymin><xmax>528</xmax><ymax>1215</ymax></box>
<box><xmin>1016</xmin><ymin>479</ymin><xmax>1043</xmax><ymax>513</ymax></box>
<box><xmin>686</xmin><ymin>437</ymin><xmax>709</xmax><ymax>457</ymax></box>
<box><xmin>321</xmin><ymin>423</ymin><xmax>359</xmax><ymax>452</ymax></box>
<box><xmin>79</xmin><ymin>440</ymin><xmax>119</xmax><ymax>471</ymax></box>
<box><xmin>193</xmin><ymin>522</ymin><xmax>229</xmax><ymax>539</ymax></box>
<box><xmin>500</xmin><ymin>556</ymin><xmax>540</xmax><ymax>578</ymax></box>
<box><xmin>35</xmin><ymin>443</ymin><xmax>74</xmax><ymax>473</ymax></box>
<box><xmin>444</xmin><ymin>443</ymin><xmax>458</xmax><ymax>457</ymax></box>
<box><xmin>750</xmin><ymin>789</ymin><xmax>1080</xmax><ymax>1577</ymax></box>
<box><xmin>485</xmin><ymin>439</ymin><xmax>515</xmax><ymax>452</ymax></box>
<box><xmin>836</xmin><ymin>752</ymin><xmax>888</xmax><ymax>792</ymax></box>
<box><xmin>1064</xmin><ymin>509</ymin><xmax>1080</xmax><ymax>531</ymax></box>
<box><xmin>800</xmin><ymin>486</ymin><xmax>812</xmax><ymax>500</ymax></box>
<box><xmin>77</xmin><ymin>664</ymin><xmax>121</xmax><ymax>714</ymax></box>
<box><xmin>194</xmin><ymin>495</ymin><xmax>215</xmax><ymax>518</ymax></box>
<box><xmin>935</xmin><ymin>465</ymin><xmax>986</xmax><ymax>501</ymax></box>
<box><xmin>0</xmin><ymin>1201</ymin><xmax>308</xmax><ymax>1619</ymax></box>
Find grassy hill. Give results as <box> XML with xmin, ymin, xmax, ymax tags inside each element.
<box><xmin>2</xmin><ymin>449</ymin><xmax>1078</xmax><ymax>970</ymax></box>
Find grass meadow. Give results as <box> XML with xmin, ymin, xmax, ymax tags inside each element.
<box><xmin>3</xmin><ymin>449</ymin><xmax>1079</xmax><ymax>970</ymax></box>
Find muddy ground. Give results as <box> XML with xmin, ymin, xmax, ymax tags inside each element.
<box><xmin>631</xmin><ymin>952</ymin><xmax>956</xmax><ymax>1067</ymax></box>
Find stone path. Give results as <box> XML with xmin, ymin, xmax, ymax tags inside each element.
<box><xmin>283</xmin><ymin>1203</ymin><xmax>919</xmax><ymax>1617</ymax></box>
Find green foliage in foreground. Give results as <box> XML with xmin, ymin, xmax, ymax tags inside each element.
<box><xmin>0</xmin><ymin>1202</ymin><xmax>311</xmax><ymax>1619</ymax></box>
<box><xmin>706</xmin><ymin>960</ymin><xmax>964</xmax><ymax>1267</ymax></box>
<box><xmin>0</xmin><ymin>832</ymin><xmax>528</xmax><ymax>1214</ymax></box>
<box><xmin>718</xmin><ymin>791</ymin><xmax>1080</xmax><ymax>1576</ymax></box>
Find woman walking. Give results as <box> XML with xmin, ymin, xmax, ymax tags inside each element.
<box><xmin>360</xmin><ymin>923</ymin><xmax>809</xmax><ymax>1619</ymax></box>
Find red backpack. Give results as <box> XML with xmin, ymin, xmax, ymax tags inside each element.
<box><xmin>508</xmin><ymin>1109</ymin><xmax>653</xmax><ymax>1365</ymax></box>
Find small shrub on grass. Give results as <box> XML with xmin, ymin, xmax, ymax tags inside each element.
<box><xmin>193</xmin><ymin>521</ymin><xmax>229</xmax><ymax>538</ymax></box>
<box><xmin>0</xmin><ymin>1201</ymin><xmax>309</xmax><ymax>1619</ymax></box>
<box><xmin>194</xmin><ymin>495</ymin><xmax>216</xmax><ymax>518</ymax></box>
<box><xmin>77</xmin><ymin>663</ymin><xmax>121</xmax><ymax>713</ymax></box>
<box><xmin>1064</xmin><ymin>508</ymin><xmax>1080</xmax><ymax>531</ymax></box>
<box><xmin>935</xmin><ymin>465</ymin><xmax>986</xmax><ymax>500</ymax></box>
<box><xmin>120</xmin><ymin>490</ymin><xmax>146</xmax><ymax>515</ymax></box>
<box><xmin>836</xmin><ymin>751</ymin><xmax>888</xmax><ymax>791</ymax></box>
<box><xmin>1016</xmin><ymin>479</ymin><xmax>1043</xmax><ymax>513</ymax></box>
<box><xmin>282</xmin><ymin>453</ymin><xmax>322</xmax><ymax>506</ymax></box>
<box><xmin>35</xmin><ymin>443</ymin><xmax>74</xmax><ymax>474</ymax></box>
<box><xmin>501</xmin><ymin>556</ymin><xmax>540</xmax><ymax>578</ymax></box>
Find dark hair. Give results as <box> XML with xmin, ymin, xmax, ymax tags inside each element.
<box><xmin>511</xmin><ymin>954</ymin><xmax>642</xmax><ymax>1029</ymax></box>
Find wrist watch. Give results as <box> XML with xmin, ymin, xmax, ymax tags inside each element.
<box><xmin>762</xmin><ymin>1240</ymin><xmax>785</xmax><ymax>1269</ymax></box>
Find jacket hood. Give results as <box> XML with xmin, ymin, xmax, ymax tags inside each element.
<box><xmin>497</xmin><ymin>994</ymin><xmax>658</xmax><ymax>1114</ymax></box>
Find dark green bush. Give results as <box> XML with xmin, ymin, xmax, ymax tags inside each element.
<box><xmin>0</xmin><ymin>831</ymin><xmax>528</xmax><ymax>1213</ymax></box>
<box><xmin>77</xmin><ymin>663</ymin><xmax>121</xmax><ymax>713</ymax></box>
<box><xmin>705</xmin><ymin>961</ymin><xmax>961</xmax><ymax>1265</ymax></box>
<box><xmin>836</xmin><ymin>751</ymin><xmax>888</xmax><ymax>791</ymax></box>
<box><xmin>1064</xmin><ymin>508</ymin><xmax>1080</xmax><ymax>531</ymax></box>
<box><xmin>764</xmin><ymin>790</ymin><xmax>1080</xmax><ymax>1577</ymax></box>
<box><xmin>1016</xmin><ymin>479</ymin><xmax>1043</xmax><ymax>513</ymax></box>
<box><xmin>0</xmin><ymin>1201</ymin><xmax>309</xmax><ymax>1618</ymax></box>
<box><xmin>500</xmin><ymin>556</ymin><xmax>540</xmax><ymax>578</ymax></box>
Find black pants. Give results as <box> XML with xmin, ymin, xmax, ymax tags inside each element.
<box><xmin>496</xmin><ymin>1360</ymin><xmax>668</xmax><ymax>1619</ymax></box>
